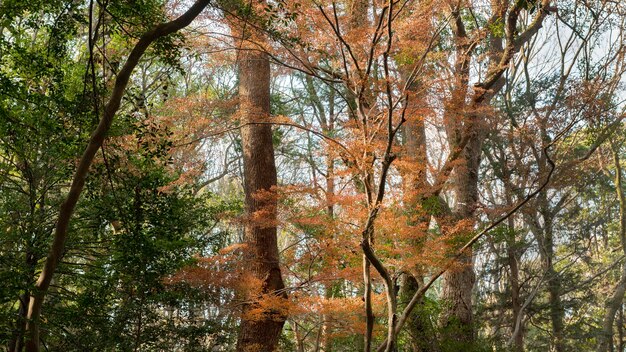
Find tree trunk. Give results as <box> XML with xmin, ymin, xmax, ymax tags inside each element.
<box><xmin>401</xmin><ymin>78</ymin><xmax>437</xmax><ymax>351</ymax></box>
<box><xmin>321</xmin><ymin>88</ymin><xmax>337</xmax><ymax>352</ymax></box>
<box><xmin>506</xmin><ymin>218</ymin><xmax>524</xmax><ymax>352</ymax></box>
<box><xmin>234</xmin><ymin>30</ymin><xmax>287</xmax><ymax>352</ymax></box>
<box><xmin>536</xmin><ymin>193</ymin><xmax>565</xmax><ymax>352</ymax></box>
<box><xmin>8</xmin><ymin>292</ymin><xmax>29</xmax><ymax>352</ymax></box>
<box><xmin>599</xmin><ymin>143</ymin><xmax>626</xmax><ymax>352</ymax></box>
<box><xmin>440</xmin><ymin>120</ymin><xmax>482</xmax><ymax>345</ymax></box>
<box><xmin>537</xmin><ymin>129</ymin><xmax>565</xmax><ymax>352</ymax></box>
<box><xmin>399</xmin><ymin>274</ymin><xmax>437</xmax><ymax>352</ymax></box>
<box><xmin>547</xmin><ymin>262</ymin><xmax>564</xmax><ymax>352</ymax></box>
<box><xmin>293</xmin><ymin>321</ymin><xmax>306</xmax><ymax>352</ymax></box>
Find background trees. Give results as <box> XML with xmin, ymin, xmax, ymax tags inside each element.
<box><xmin>1</xmin><ymin>0</ymin><xmax>626</xmax><ymax>351</ymax></box>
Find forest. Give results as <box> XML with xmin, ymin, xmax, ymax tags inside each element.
<box><xmin>1</xmin><ymin>0</ymin><xmax>625</xmax><ymax>351</ymax></box>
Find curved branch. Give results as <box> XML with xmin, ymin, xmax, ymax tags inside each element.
<box><xmin>376</xmin><ymin>141</ymin><xmax>557</xmax><ymax>352</ymax></box>
<box><xmin>24</xmin><ymin>1</ymin><xmax>212</xmax><ymax>351</ymax></box>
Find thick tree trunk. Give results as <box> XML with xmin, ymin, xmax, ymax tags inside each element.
<box><xmin>440</xmin><ymin>253</ymin><xmax>476</xmax><ymax>342</ymax></box>
<box><xmin>440</xmin><ymin>121</ymin><xmax>482</xmax><ymax>345</ymax></box>
<box><xmin>438</xmin><ymin>6</ymin><xmax>478</xmax><ymax>343</ymax></box>
<box><xmin>401</xmin><ymin>80</ymin><xmax>437</xmax><ymax>351</ymax></box>
<box><xmin>234</xmin><ymin>36</ymin><xmax>287</xmax><ymax>352</ymax></box>
<box><xmin>437</xmin><ymin>0</ymin><xmax>553</xmax><ymax>344</ymax></box>
<box><xmin>537</xmin><ymin>132</ymin><xmax>566</xmax><ymax>352</ymax></box>
<box><xmin>547</xmin><ymin>262</ymin><xmax>564</xmax><ymax>352</ymax></box>
<box><xmin>399</xmin><ymin>274</ymin><xmax>437</xmax><ymax>352</ymax></box>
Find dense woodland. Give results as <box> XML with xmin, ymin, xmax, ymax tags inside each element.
<box><xmin>1</xmin><ymin>0</ymin><xmax>626</xmax><ymax>351</ymax></box>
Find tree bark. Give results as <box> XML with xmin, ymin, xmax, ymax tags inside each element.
<box><xmin>506</xmin><ymin>217</ymin><xmax>524</xmax><ymax>352</ymax></box>
<box><xmin>234</xmin><ymin>23</ymin><xmax>287</xmax><ymax>352</ymax></box>
<box><xmin>599</xmin><ymin>142</ymin><xmax>626</xmax><ymax>352</ymax></box>
<box><xmin>440</xmin><ymin>113</ymin><xmax>482</xmax><ymax>345</ymax></box>
<box><xmin>536</xmin><ymin>124</ymin><xmax>565</xmax><ymax>352</ymax></box>
<box><xmin>401</xmin><ymin>75</ymin><xmax>436</xmax><ymax>351</ymax></box>
<box><xmin>399</xmin><ymin>274</ymin><xmax>437</xmax><ymax>352</ymax></box>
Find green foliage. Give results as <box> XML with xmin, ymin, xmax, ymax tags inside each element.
<box><xmin>488</xmin><ymin>18</ymin><xmax>505</xmax><ymax>38</ymax></box>
<box><xmin>0</xmin><ymin>1</ymin><xmax>236</xmax><ymax>349</ymax></box>
<box><xmin>46</xmin><ymin>145</ymin><xmax>221</xmax><ymax>351</ymax></box>
<box><xmin>422</xmin><ymin>195</ymin><xmax>444</xmax><ymax>216</ymax></box>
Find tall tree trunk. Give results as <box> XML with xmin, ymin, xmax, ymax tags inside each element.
<box><xmin>524</xmin><ymin>194</ymin><xmax>564</xmax><ymax>352</ymax></box>
<box><xmin>506</xmin><ymin>216</ymin><xmax>524</xmax><ymax>352</ymax></box>
<box><xmin>399</xmin><ymin>273</ymin><xmax>437</xmax><ymax>351</ymax></box>
<box><xmin>538</xmin><ymin>123</ymin><xmax>565</xmax><ymax>352</ymax></box>
<box><xmin>545</xmin><ymin>232</ymin><xmax>564</xmax><ymax>352</ymax></box>
<box><xmin>342</xmin><ymin>2</ymin><xmax>376</xmax><ymax>349</ymax></box>
<box><xmin>234</xmin><ymin>26</ymin><xmax>287</xmax><ymax>352</ymax></box>
<box><xmin>501</xmin><ymin>170</ymin><xmax>524</xmax><ymax>351</ymax></box>
<box><xmin>438</xmin><ymin>0</ymin><xmax>541</xmax><ymax>343</ymax></box>
<box><xmin>293</xmin><ymin>321</ymin><xmax>306</xmax><ymax>352</ymax></box>
<box><xmin>599</xmin><ymin>142</ymin><xmax>626</xmax><ymax>352</ymax></box>
<box><xmin>533</xmin><ymin>189</ymin><xmax>564</xmax><ymax>352</ymax></box>
<box><xmin>401</xmin><ymin>76</ymin><xmax>437</xmax><ymax>351</ymax></box>
<box><xmin>305</xmin><ymin>73</ymin><xmax>338</xmax><ymax>352</ymax></box>
<box><xmin>440</xmin><ymin>128</ymin><xmax>481</xmax><ymax>344</ymax></box>
<box><xmin>438</xmin><ymin>4</ymin><xmax>477</xmax><ymax>344</ymax></box>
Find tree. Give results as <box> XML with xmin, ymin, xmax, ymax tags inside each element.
<box><xmin>2</xmin><ymin>0</ymin><xmax>626</xmax><ymax>351</ymax></box>
<box><xmin>222</xmin><ymin>1</ymin><xmax>288</xmax><ymax>351</ymax></box>
<box><xmin>18</xmin><ymin>1</ymin><xmax>212</xmax><ymax>350</ymax></box>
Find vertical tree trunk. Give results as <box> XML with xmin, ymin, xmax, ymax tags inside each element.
<box><xmin>532</xmin><ymin>190</ymin><xmax>564</xmax><ymax>352</ymax></box>
<box><xmin>293</xmin><ymin>321</ymin><xmax>306</xmax><ymax>352</ymax></box>
<box><xmin>342</xmin><ymin>2</ymin><xmax>375</xmax><ymax>349</ymax></box>
<box><xmin>8</xmin><ymin>292</ymin><xmax>29</xmax><ymax>352</ymax></box>
<box><xmin>524</xmin><ymin>194</ymin><xmax>565</xmax><ymax>352</ymax></box>
<box><xmin>305</xmin><ymin>73</ymin><xmax>337</xmax><ymax>352</ymax></box>
<box><xmin>438</xmin><ymin>5</ymin><xmax>478</xmax><ymax>343</ymax></box>
<box><xmin>400</xmin><ymin>76</ymin><xmax>437</xmax><ymax>351</ymax></box>
<box><xmin>546</xmin><ymin>242</ymin><xmax>564</xmax><ymax>352</ymax></box>
<box><xmin>399</xmin><ymin>273</ymin><xmax>437</xmax><ymax>351</ymax></box>
<box><xmin>501</xmin><ymin>173</ymin><xmax>524</xmax><ymax>351</ymax></box>
<box><xmin>440</xmin><ymin>118</ymin><xmax>482</xmax><ymax>344</ymax></box>
<box><xmin>234</xmin><ymin>29</ymin><xmax>287</xmax><ymax>352</ymax></box>
<box><xmin>321</xmin><ymin>154</ymin><xmax>339</xmax><ymax>352</ymax></box>
<box><xmin>438</xmin><ymin>0</ymin><xmax>529</xmax><ymax>344</ymax></box>
<box><xmin>536</xmin><ymin>127</ymin><xmax>565</xmax><ymax>352</ymax></box>
<box><xmin>506</xmin><ymin>216</ymin><xmax>524</xmax><ymax>352</ymax></box>
<box><xmin>599</xmin><ymin>142</ymin><xmax>626</xmax><ymax>352</ymax></box>
<box><xmin>9</xmin><ymin>243</ymin><xmax>37</xmax><ymax>352</ymax></box>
